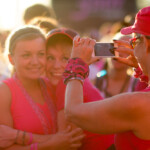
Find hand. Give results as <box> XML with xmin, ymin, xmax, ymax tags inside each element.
<box><xmin>44</xmin><ymin>126</ymin><xmax>85</xmax><ymax>150</ymax></box>
<box><xmin>0</xmin><ymin>125</ymin><xmax>17</xmax><ymax>148</ymax></box>
<box><xmin>71</xmin><ymin>36</ymin><xmax>98</xmax><ymax>65</ymax></box>
<box><xmin>113</xmin><ymin>40</ymin><xmax>139</xmax><ymax>68</ymax></box>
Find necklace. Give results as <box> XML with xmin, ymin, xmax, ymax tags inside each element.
<box><xmin>13</xmin><ymin>75</ymin><xmax>57</xmax><ymax>134</ymax></box>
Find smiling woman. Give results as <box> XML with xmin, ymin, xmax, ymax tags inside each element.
<box><xmin>45</xmin><ymin>28</ymin><xmax>115</xmax><ymax>150</ymax></box>
<box><xmin>0</xmin><ymin>25</ymin><xmax>84</xmax><ymax>150</ymax></box>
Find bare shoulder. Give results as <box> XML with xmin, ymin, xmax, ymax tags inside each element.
<box><xmin>0</xmin><ymin>82</ymin><xmax>11</xmax><ymax>106</ymax></box>
<box><xmin>117</xmin><ymin>91</ymin><xmax>150</xmax><ymax>117</ymax></box>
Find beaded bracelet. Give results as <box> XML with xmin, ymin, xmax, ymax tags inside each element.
<box><xmin>63</xmin><ymin>58</ymin><xmax>89</xmax><ymax>84</ymax></box>
<box><xmin>134</xmin><ymin>66</ymin><xmax>149</xmax><ymax>83</ymax></box>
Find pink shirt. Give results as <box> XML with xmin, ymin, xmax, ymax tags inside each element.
<box><xmin>4</xmin><ymin>77</ymin><xmax>56</xmax><ymax>134</ymax></box>
<box><xmin>115</xmin><ymin>86</ymin><xmax>150</xmax><ymax>150</ymax></box>
<box><xmin>55</xmin><ymin>78</ymin><xmax>114</xmax><ymax>150</ymax></box>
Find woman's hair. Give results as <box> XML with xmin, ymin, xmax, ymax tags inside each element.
<box><xmin>46</xmin><ymin>34</ymin><xmax>73</xmax><ymax>56</ymax></box>
<box><xmin>5</xmin><ymin>25</ymin><xmax>46</xmax><ymax>55</ymax></box>
<box><xmin>46</xmin><ymin>34</ymin><xmax>73</xmax><ymax>48</ymax></box>
<box><xmin>28</xmin><ymin>17</ymin><xmax>60</xmax><ymax>33</ymax></box>
<box><xmin>23</xmin><ymin>4</ymin><xmax>56</xmax><ymax>24</ymax></box>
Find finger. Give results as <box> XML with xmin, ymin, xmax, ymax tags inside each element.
<box><xmin>114</xmin><ymin>47</ymin><xmax>134</xmax><ymax>56</ymax></box>
<box><xmin>89</xmin><ymin>57</ymin><xmax>100</xmax><ymax>65</ymax></box>
<box><xmin>68</xmin><ymin>128</ymin><xmax>83</xmax><ymax>137</ymax></box>
<box><xmin>90</xmin><ymin>39</ymin><xmax>96</xmax><ymax>47</ymax></box>
<box><xmin>84</xmin><ymin>38</ymin><xmax>92</xmax><ymax>46</ymax></box>
<box><xmin>90</xmin><ymin>39</ymin><xmax>96</xmax><ymax>48</ymax></box>
<box><xmin>71</xmin><ymin>134</ymin><xmax>85</xmax><ymax>143</ymax></box>
<box><xmin>114</xmin><ymin>57</ymin><xmax>130</xmax><ymax>65</ymax></box>
<box><xmin>88</xmin><ymin>39</ymin><xmax>96</xmax><ymax>51</ymax></box>
<box><xmin>70</xmin><ymin>143</ymin><xmax>82</xmax><ymax>148</ymax></box>
<box><xmin>113</xmin><ymin>40</ymin><xmax>132</xmax><ymax>49</ymax></box>
<box><xmin>73</xmin><ymin>36</ymin><xmax>81</xmax><ymax>47</ymax></box>
<box><xmin>74</xmin><ymin>35</ymin><xmax>80</xmax><ymax>42</ymax></box>
<box><xmin>79</xmin><ymin>38</ymin><xmax>87</xmax><ymax>46</ymax></box>
<box><xmin>64</xmin><ymin>126</ymin><xmax>72</xmax><ymax>133</ymax></box>
<box><xmin>114</xmin><ymin>57</ymin><xmax>137</xmax><ymax>67</ymax></box>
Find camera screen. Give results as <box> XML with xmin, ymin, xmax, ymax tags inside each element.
<box><xmin>94</xmin><ymin>43</ymin><xmax>114</xmax><ymax>57</ymax></box>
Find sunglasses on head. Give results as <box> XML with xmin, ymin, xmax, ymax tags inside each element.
<box><xmin>47</xmin><ymin>28</ymin><xmax>78</xmax><ymax>40</ymax></box>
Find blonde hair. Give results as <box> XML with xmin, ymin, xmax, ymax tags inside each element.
<box><xmin>5</xmin><ymin>25</ymin><xmax>46</xmax><ymax>55</ymax></box>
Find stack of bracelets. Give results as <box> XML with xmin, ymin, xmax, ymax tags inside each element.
<box><xmin>134</xmin><ymin>66</ymin><xmax>149</xmax><ymax>83</ymax></box>
<box><xmin>15</xmin><ymin>130</ymin><xmax>37</xmax><ymax>150</ymax></box>
<box><xmin>63</xmin><ymin>58</ymin><xmax>89</xmax><ymax>84</ymax></box>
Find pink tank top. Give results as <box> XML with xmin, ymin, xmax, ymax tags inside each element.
<box><xmin>55</xmin><ymin>79</ymin><xmax>114</xmax><ymax>150</ymax></box>
<box><xmin>4</xmin><ymin>77</ymin><xmax>57</xmax><ymax>134</ymax></box>
<box><xmin>115</xmin><ymin>86</ymin><xmax>150</xmax><ymax>150</ymax></box>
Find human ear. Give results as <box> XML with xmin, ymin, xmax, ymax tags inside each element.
<box><xmin>8</xmin><ymin>54</ymin><xmax>14</xmax><ymax>65</ymax></box>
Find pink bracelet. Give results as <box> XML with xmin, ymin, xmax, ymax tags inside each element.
<box><xmin>134</xmin><ymin>67</ymin><xmax>149</xmax><ymax>83</ymax></box>
<box><xmin>30</xmin><ymin>143</ymin><xmax>38</xmax><ymax>150</ymax></box>
<box><xmin>34</xmin><ymin>143</ymin><xmax>38</xmax><ymax>150</ymax></box>
<box><xmin>30</xmin><ymin>144</ymin><xmax>34</xmax><ymax>150</ymax></box>
<box><xmin>27</xmin><ymin>132</ymin><xmax>33</xmax><ymax>145</ymax></box>
<box><xmin>63</xmin><ymin>58</ymin><xmax>89</xmax><ymax>84</ymax></box>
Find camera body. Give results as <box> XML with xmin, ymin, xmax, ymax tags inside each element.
<box><xmin>94</xmin><ymin>43</ymin><xmax>118</xmax><ymax>57</ymax></box>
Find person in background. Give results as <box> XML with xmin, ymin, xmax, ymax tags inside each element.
<box><xmin>45</xmin><ymin>28</ymin><xmax>115</xmax><ymax>150</ymax></box>
<box><xmin>23</xmin><ymin>4</ymin><xmax>56</xmax><ymax>24</ymax></box>
<box><xmin>0</xmin><ymin>25</ymin><xmax>83</xmax><ymax>150</ymax></box>
<box><xmin>64</xmin><ymin>6</ymin><xmax>150</xmax><ymax>150</ymax></box>
<box><xmin>28</xmin><ymin>16</ymin><xmax>60</xmax><ymax>34</ymax></box>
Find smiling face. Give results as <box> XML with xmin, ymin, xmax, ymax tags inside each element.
<box><xmin>9</xmin><ymin>37</ymin><xmax>46</xmax><ymax>80</ymax></box>
<box><xmin>46</xmin><ymin>44</ymin><xmax>71</xmax><ymax>86</ymax></box>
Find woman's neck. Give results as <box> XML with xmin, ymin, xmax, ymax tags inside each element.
<box><xmin>16</xmin><ymin>74</ymin><xmax>40</xmax><ymax>89</ymax></box>
<box><xmin>107</xmin><ymin>68</ymin><xmax>128</xmax><ymax>80</ymax></box>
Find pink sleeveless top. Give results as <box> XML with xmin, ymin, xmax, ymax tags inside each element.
<box><xmin>115</xmin><ymin>86</ymin><xmax>150</xmax><ymax>150</ymax></box>
<box><xmin>54</xmin><ymin>79</ymin><xmax>114</xmax><ymax>150</ymax></box>
<box><xmin>4</xmin><ymin>77</ymin><xmax>57</xmax><ymax>135</ymax></box>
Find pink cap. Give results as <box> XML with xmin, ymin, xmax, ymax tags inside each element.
<box><xmin>46</xmin><ymin>28</ymin><xmax>78</xmax><ymax>41</ymax></box>
<box><xmin>121</xmin><ymin>6</ymin><xmax>150</xmax><ymax>36</ymax></box>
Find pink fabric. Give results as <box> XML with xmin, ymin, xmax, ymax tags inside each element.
<box><xmin>63</xmin><ymin>58</ymin><xmax>89</xmax><ymax>85</ymax></box>
<box><xmin>27</xmin><ymin>132</ymin><xmax>33</xmax><ymax>145</ymax></box>
<box><xmin>4</xmin><ymin>78</ymin><xmax>55</xmax><ymax>134</ymax></box>
<box><xmin>55</xmin><ymin>78</ymin><xmax>114</xmax><ymax>150</ymax></box>
<box><xmin>115</xmin><ymin>86</ymin><xmax>150</xmax><ymax>150</ymax></box>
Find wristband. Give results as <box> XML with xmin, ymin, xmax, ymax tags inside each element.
<box><xmin>63</xmin><ymin>58</ymin><xmax>89</xmax><ymax>84</ymax></box>
<box><xmin>14</xmin><ymin>130</ymin><xmax>20</xmax><ymax>144</ymax></box>
<box><xmin>31</xmin><ymin>143</ymin><xmax>38</xmax><ymax>150</ymax></box>
<box><xmin>22</xmin><ymin>131</ymin><xmax>26</xmax><ymax>145</ymax></box>
<box><xmin>27</xmin><ymin>132</ymin><xmax>33</xmax><ymax>145</ymax></box>
<box><xmin>34</xmin><ymin>143</ymin><xmax>38</xmax><ymax>150</ymax></box>
<box><xmin>134</xmin><ymin>67</ymin><xmax>149</xmax><ymax>83</ymax></box>
<box><xmin>30</xmin><ymin>144</ymin><xmax>34</xmax><ymax>150</ymax></box>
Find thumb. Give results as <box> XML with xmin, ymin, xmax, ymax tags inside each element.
<box><xmin>64</xmin><ymin>125</ymin><xmax>72</xmax><ymax>133</ymax></box>
<box><xmin>89</xmin><ymin>57</ymin><xmax>100</xmax><ymax>65</ymax></box>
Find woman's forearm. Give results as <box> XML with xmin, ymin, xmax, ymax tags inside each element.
<box><xmin>3</xmin><ymin>142</ymin><xmax>51</xmax><ymax>150</ymax></box>
<box><xmin>65</xmin><ymin>80</ymin><xmax>84</xmax><ymax>122</ymax></box>
<box><xmin>16</xmin><ymin>130</ymin><xmax>52</xmax><ymax>145</ymax></box>
<box><xmin>0</xmin><ymin>125</ymin><xmax>53</xmax><ymax>148</ymax></box>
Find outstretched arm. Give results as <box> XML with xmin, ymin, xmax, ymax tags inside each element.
<box><xmin>65</xmin><ymin>36</ymin><xmax>146</xmax><ymax>134</ymax></box>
